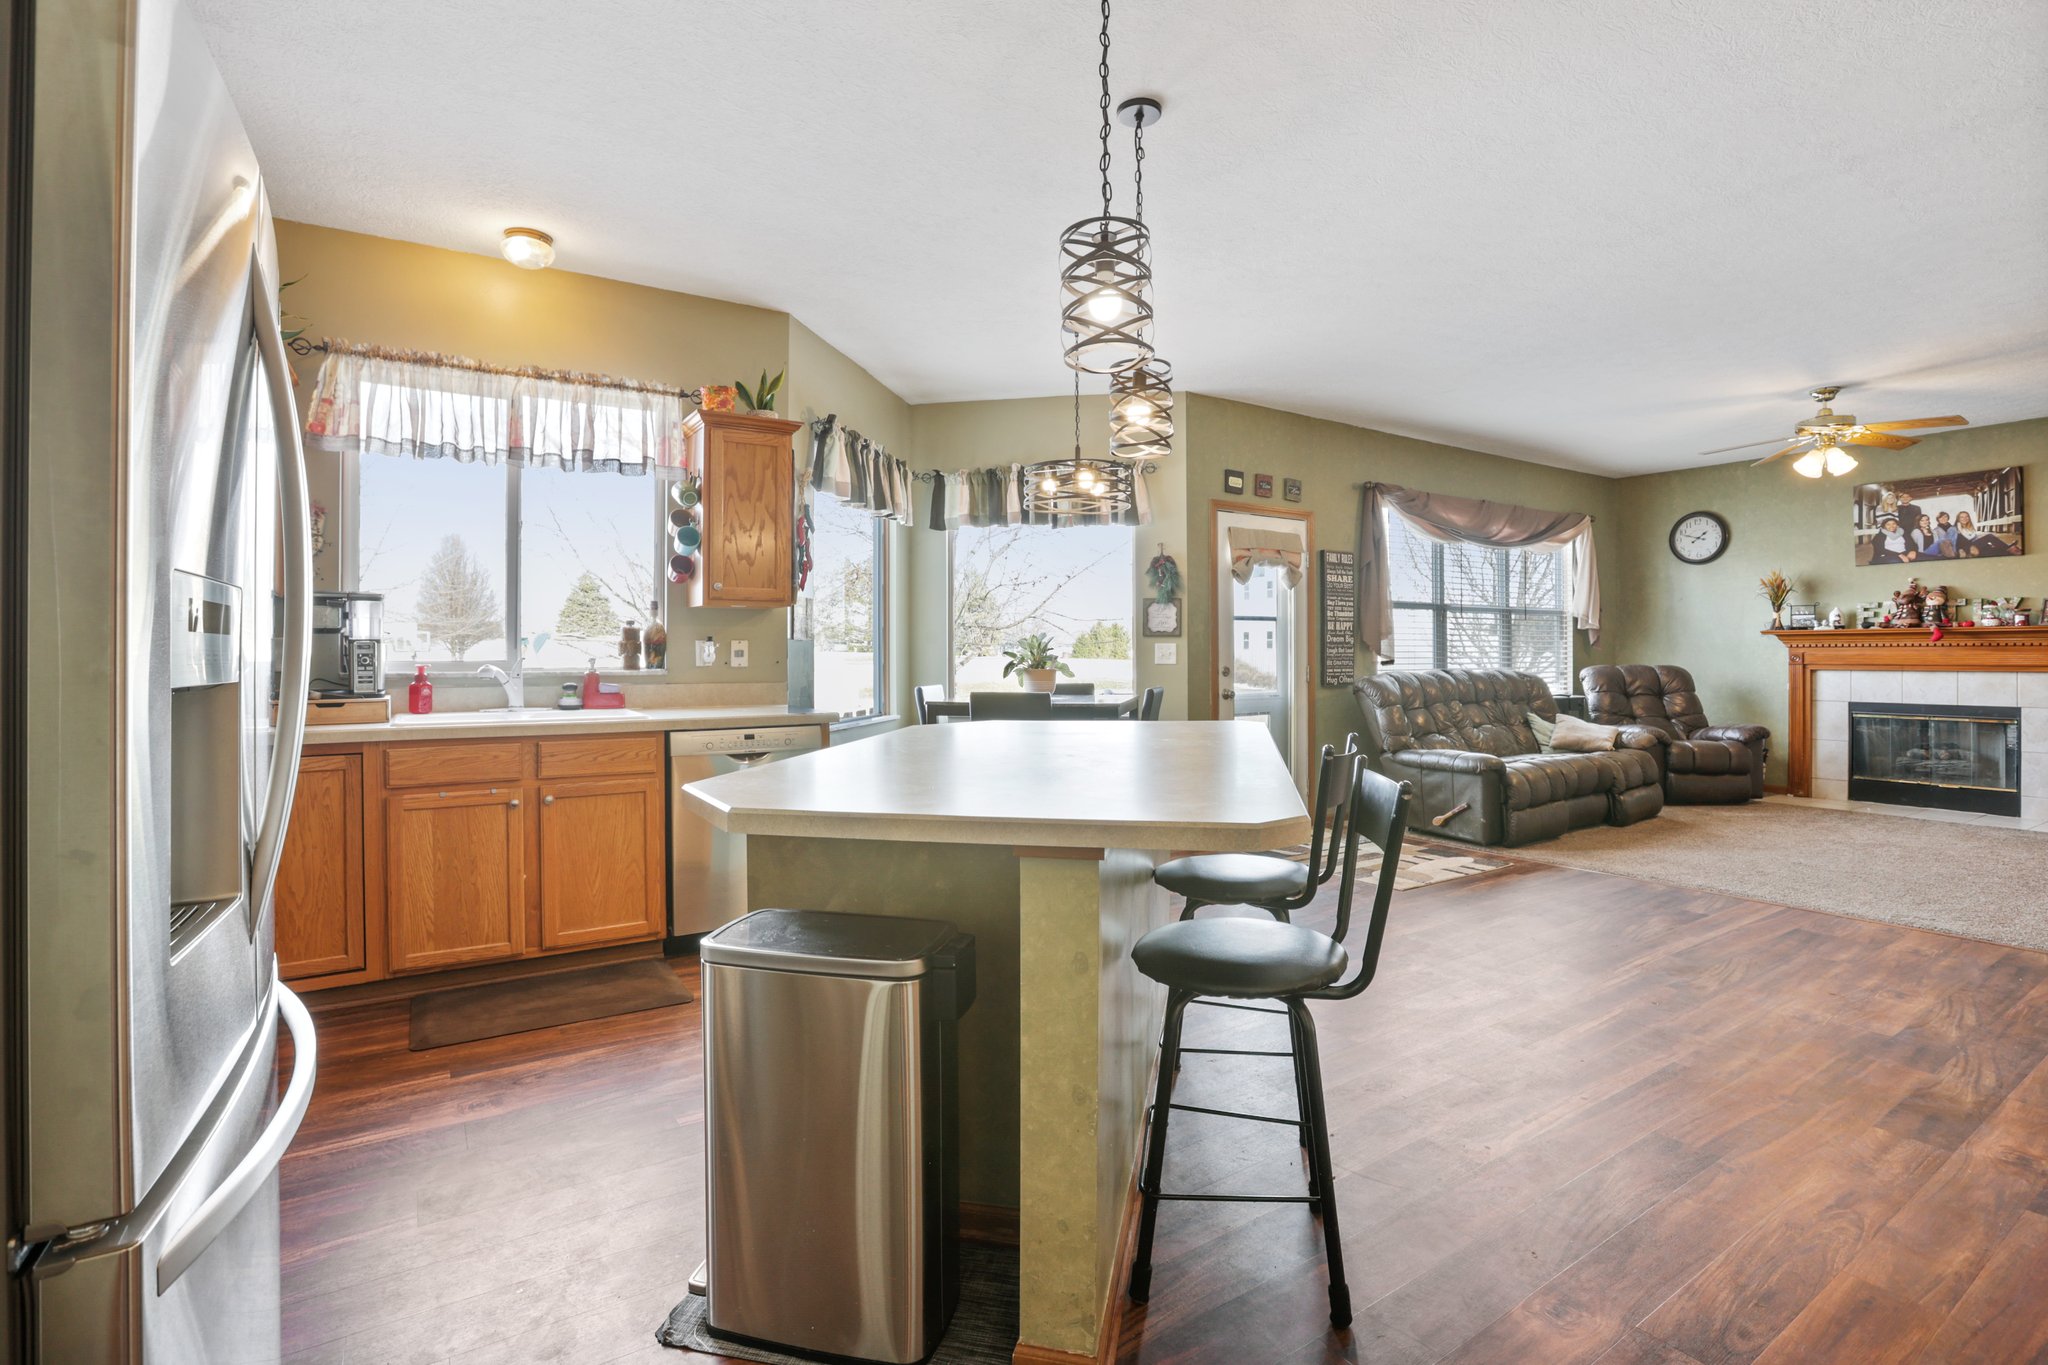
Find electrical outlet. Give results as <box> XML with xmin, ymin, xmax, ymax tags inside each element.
<box><xmin>695</xmin><ymin>638</ymin><xmax>718</xmax><ymax>666</ymax></box>
<box><xmin>1153</xmin><ymin>642</ymin><xmax>1177</xmax><ymax>665</ymax></box>
<box><xmin>729</xmin><ymin>640</ymin><xmax>749</xmax><ymax>668</ymax></box>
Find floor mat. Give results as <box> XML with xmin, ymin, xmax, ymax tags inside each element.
<box><xmin>408</xmin><ymin>958</ymin><xmax>691</xmax><ymax>1050</ymax></box>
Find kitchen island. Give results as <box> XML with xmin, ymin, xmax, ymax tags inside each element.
<box><xmin>681</xmin><ymin>720</ymin><xmax>1309</xmax><ymax>1362</ymax></box>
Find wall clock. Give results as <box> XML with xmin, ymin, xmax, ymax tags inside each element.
<box><xmin>1669</xmin><ymin>510</ymin><xmax>1730</xmax><ymax>564</ymax></box>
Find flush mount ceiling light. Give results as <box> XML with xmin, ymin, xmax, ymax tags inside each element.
<box><xmin>1027</xmin><ymin>375</ymin><xmax>1136</xmax><ymax>518</ymax></box>
<box><xmin>500</xmin><ymin>227</ymin><xmax>555</xmax><ymax>270</ymax></box>
<box><xmin>1057</xmin><ymin>0</ymin><xmax>1151</xmax><ymax>374</ymax></box>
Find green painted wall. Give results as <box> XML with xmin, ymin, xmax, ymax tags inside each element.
<box><xmin>1180</xmin><ymin>394</ymin><xmax>1626</xmax><ymax>754</ymax></box>
<box><xmin>1611</xmin><ymin>417</ymin><xmax>2046</xmax><ymax>784</ymax></box>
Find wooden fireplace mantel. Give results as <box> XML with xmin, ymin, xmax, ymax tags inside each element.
<box><xmin>1766</xmin><ymin>627</ymin><xmax>2048</xmax><ymax>797</ymax></box>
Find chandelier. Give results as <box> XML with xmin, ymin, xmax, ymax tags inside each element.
<box><xmin>1028</xmin><ymin>376</ymin><xmax>1135</xmax><ymax>517</ymax></box>
<box><xmin>1058</xmin><ymin>0</ymin><xmax>1152</xmax><ymax>374</ymax></box>
<box><xmin>1108</xmin><ymin>96</ymin><xmax>1173</xmax><ymax>460</ymax></box>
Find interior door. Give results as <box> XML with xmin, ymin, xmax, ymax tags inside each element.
<box><xmin>1214</xmin><ymin>507</ymin><xmax>1312</xmax><ymax>790</ymax></box>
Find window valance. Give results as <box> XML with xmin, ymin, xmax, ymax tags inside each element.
<box><xmin>923</xmin><ymin>465</ymin><xmax>1152</xmax><ymax>530</ymax></box>
<box><xmin>807</xmin><ymin>417</ymin><xmax>915</xmax><ymax>525</ymax></box>
<box><xmin>1227</xmin><ymin>526</ymin><xmax>1305</xmax><ymax>587</ymax></box>
<box><xmin>1355</xmin><ymin>482</ymin><xmax>1600</xmax><ymax>662</ymax></box>
<box><xmin>303</xmin><ymin>340</ymin><xmax>689</xmax><ymax>476</ymax></box>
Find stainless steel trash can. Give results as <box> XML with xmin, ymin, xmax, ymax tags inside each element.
<box><xmin>701</xmin><ymin>908</ymin><xmax>977</xmax><ymax>1364</ymax></box>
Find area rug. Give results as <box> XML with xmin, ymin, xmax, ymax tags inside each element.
<box><xmin>1505</xmin><ymin>802</ymin><xmax>2048</xmax><ymax>952</ymax></box>
<box><xmin>1279</xmin><ymin>837</ymin><xmax>1515</xmax><ymax>892</ymax></box>
<box><xmin>657</xmin><ymin>1244</ymin><xmax>1018</xmax><ymax>1362</ymax></box>
<box><xmin>408</xmin><ymin>958</ymin><xmax>691</xmax><ymax>1051</ymax></box>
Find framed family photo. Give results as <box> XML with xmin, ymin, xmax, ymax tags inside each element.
<box><xmin>1851</xmin><ymin>467</ymin><xmax>2024</xmax><ymax>566</ymax></box>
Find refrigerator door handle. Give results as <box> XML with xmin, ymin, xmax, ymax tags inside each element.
<box><xmin>156</xmin><ymin>977</ymin><xmax>318</xmax><ymax>1292</ymax></box>
<box><xmin>245</xmin><ymin>249</ymin><xmax>315</xmax><ymax>929</ymax></box>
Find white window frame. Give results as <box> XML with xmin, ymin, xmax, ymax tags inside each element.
<box><xmin>1385</xmin><ymin>514</ymin><xmax>1573</xmax><ymax>691</ymax></box>
<box><xmin>806</xmin><ymin>493</ymin><xmax>888</xmax><ymax>721</ymax></box>
<box><xmin>348</xmin><ymin>449</ymin><xmax>669</xmax><ymax>674</ymax></box>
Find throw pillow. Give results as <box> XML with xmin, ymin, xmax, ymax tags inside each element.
<box><xmin>1550</xmin><ymin>714</ymin><xmax>1622</xmax><ymax>753</ymax></box>
<box><xmin>1525</xmin><ymin>712</ymin><xmax>1557</xmax><ymax>751</ymax></box>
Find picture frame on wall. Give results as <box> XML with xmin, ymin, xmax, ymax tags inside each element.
<box><xmin>1254</xmin><ymin>473</ymin><xmax>1274</xmax><ymax>498</ymax></box>
<box><xmin>1223</xmin><ymin>469</ymin><xmax>1245</xmax><ymax>495</ymax></box>
<box><xmin>1851</xmin><ymin>467</ymin><xmax>2024</xmax><ymax>565</ymax></box>
<box><xmin>1143</xmin><ymin>597</ymin><xmax>1182</xmax><ymax>638</ymax></box>
<box><xmin>1283</xmin><ymin>479</ymin><xmax>1302</xmax><ymax>502</ymax></box>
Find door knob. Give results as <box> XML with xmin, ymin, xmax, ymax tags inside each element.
<box><xmin>1221</xmin><ymin>690</ymin><xmax>1236</xmax><ymax>701</ymax></box>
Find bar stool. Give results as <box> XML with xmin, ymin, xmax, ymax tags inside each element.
<box><xmin>1127</xmin><ymin>766</ymin><xmax>1412</xmax><ymax>1327</ymax></box>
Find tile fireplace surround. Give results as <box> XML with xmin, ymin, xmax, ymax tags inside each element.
<box><xmin>1769</xmin><ymin>627</ymin><xmax>2048</xmax><ymax>824</ymax></box>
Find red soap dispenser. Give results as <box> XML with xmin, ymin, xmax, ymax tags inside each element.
<box><xmin>407</xmin><ymin>665</ymin><xmax>434</xmax><ymax>715</ymax></box>
<box><xmin>581</xmin><ymin>658</ymin><xmax>626</xmax><ymax>709</ymax></box>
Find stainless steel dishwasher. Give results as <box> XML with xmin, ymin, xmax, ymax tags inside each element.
<box><xmin>669</xmin><ymin>724</ymin><xmax>826</xmax><ymax>941</ymax></box>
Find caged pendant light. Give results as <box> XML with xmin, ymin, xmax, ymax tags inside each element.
<box><xmin>1108</xmin><ymin>96</ymin><xmax>1173</xmax><ymax>459</ymax></box>
<box><xmin>1058</xmin><ymin>0</ymin><xmax>1153</xmax><ymax>374</ymax></box>
<box><xmin>1027</xmin><ymin>374</ymin><xmax>1136</xmax><ymax>518</ymax></box>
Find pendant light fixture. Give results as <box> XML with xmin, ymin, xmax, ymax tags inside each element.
<box><xmin>1027</xmin><ymin>374</ymin><xmax>1136</xmax><ymax>518</ymax></box>
<box><xmin>1058</xmin><ymin>0</ymin><xmax>1152</xmax><ymax>374</ymax></box>
<box><xmin>1109</xmin><ymin>96</ymin><xmax>1173</xmax><ymax>460</ymax></box>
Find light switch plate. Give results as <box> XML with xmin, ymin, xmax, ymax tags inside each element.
<box><xmin>1153</xmin><ymin>642</ymin><xmax>1177</xmax><ymax>664</ymax></box>
<box><xmin>695</xmin><ymin>638</ymin><xmax>718</xmax><ymax>666</ymax></box>
<box><xmin>729</xmin><ymin>640</ymin><xmax>749</xmax><ymax>667</ymax></box>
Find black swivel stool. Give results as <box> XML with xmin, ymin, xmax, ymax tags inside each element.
<box><xmin>1127</xmin><ymin>765</ymin><xmax>1413</xmax><ymax>1328</ymax></box>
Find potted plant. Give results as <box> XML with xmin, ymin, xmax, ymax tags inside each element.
<box><xmin>1002</xmin><ymin>633</ymin><xmax>1074</xmax><ymax>693</ymax></box>
<box><xmin>735</xmin><ymin>369</ymin><xmax>784</xmax><ymax>417</ymax></box>
<box><xmin>1758</xmin><ymin>570</ymin><xmax>1793</xmax><ymax>629</ymax></box>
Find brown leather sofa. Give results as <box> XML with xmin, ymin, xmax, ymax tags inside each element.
<box><xmin>1579</xmin><ymin>664</ymin><xmax>1771</xmax><ymax>803</ymax></box>
<box><xmin>1352</xmin><ymin>668</ymin><xmax>1665</xmax><ymax>847</ymax></box>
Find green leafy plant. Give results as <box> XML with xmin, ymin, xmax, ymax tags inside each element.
<box><xmin>1145</xmin><ymin>547</ymin><xmax>1182</xmax><ymax>605</ymax></box>
<box><xmin>734</xmin><ymin>369</ymin><xmax>784</xmax><ymax>413</ymax></box>
<box><xmin>1001</xmin><ymin>633</ymin><xmax>1074</xmax><ymax>679</ymax></box>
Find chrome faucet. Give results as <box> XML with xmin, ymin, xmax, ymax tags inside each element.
<box><xmin>476</xmin><ymin>663</ymin><xmax>523</xmax><ymax>709</ymax></box>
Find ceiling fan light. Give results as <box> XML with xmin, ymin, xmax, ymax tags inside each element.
<box><xmin>1824</xmin><ymin>446</ymin><xmax>1859</xmax><ymax>477</ymax></box>
<box><xmin>1792</xmin><ymin>449</ymin><xmax>1827</xmax><ymax>478</ymax></box>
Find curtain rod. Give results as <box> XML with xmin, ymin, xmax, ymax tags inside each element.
<box><xmin>288</xmin><ymin>336</ymin><xmax>701</xmax><ymax>401</ymax></box>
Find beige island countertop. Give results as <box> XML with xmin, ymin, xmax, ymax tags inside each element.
<box><xmin>302</xmin><ymin>703</ymin><xmax>838</xmax><ymax>745</ymax></box>
<box><xmin>680</xmin><ymin>719</ymin><xmax>1309</xmax><ymax>1361</ymax></box>
<box><xmin>680</xmin><ymin>719</ymin><xmax>1310</xmax><ymax>852</ymax></box>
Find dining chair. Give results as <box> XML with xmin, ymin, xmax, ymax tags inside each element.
<box><xmin>912</xmin><ymin>683</ymin><xmax>947</xmax><ymax>724</ymax></box>
<box><xmin>968</xmin><ymin>690</ymin><xmax>1054</xmax><ymax>720</ymax></box>
<box><xmin>1127</xmin><ymin>765</ymin><xmax>1413</xmax><ymax>1327</ymax></box>
<box><xmin>1053</xmin><ymin>681</ymin><xmax>1097</xmax><ymax>696</ymax></box>
<box><xmin>1138</xmin><ymin>685</ymin><xmax>1164</xmax><ymax>721</ymax></box>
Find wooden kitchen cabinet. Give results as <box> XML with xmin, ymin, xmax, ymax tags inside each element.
<box><xmin>537</xmin><ymin>776</ymin><xmax>666</xmax><ymax>949</ymax></box>
<box><xmin>385</xmin><ymin>786</ymin><xmax>526</xmax><ymax>972</ymax></box>
<box><xmin>685</xmin><ymin>409</ymin><xmax>800</xmax><ymax>608</ymax></box>
<box><xmin>276</xmin><ymin>753</ymin><xmax>366</xmax><ymax>979</ymax></box>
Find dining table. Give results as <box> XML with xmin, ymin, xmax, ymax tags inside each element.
<box><xmin>923</xmin><ymin>691</ymin><xmax>1137</xmax><ymax>720</ymax></box>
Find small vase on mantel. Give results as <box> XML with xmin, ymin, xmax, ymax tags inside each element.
<box><xmin>1771</xmin><ymin>610</ymin><xmax>1784</xmax><ymax>630</ymax></box>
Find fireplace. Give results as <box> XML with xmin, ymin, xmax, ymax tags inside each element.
<box><xmin>1847</xmin><ymin>702</ymin><xmax>2021</xmax><ymax>815</ymax></box>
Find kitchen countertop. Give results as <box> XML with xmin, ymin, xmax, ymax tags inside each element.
<box><xmin>680</xmin><ymin>719</ymin><xmax>1309</xmax><ymax>852</ymax></box>
<box><xmin>301</xmin><ymin>704</ymin><xmax>839</xmax><ymax>745</ymax></box>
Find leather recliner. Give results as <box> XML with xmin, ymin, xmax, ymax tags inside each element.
<box><xmin>1579</xmin><ymin>664</ymin><xmax>1771</xmax><ymax>804</ymax></box>
<box><xmin>1351</xmin><ymin>668</ymin><xmax>1665</xmax><ymax>847</ymax></box>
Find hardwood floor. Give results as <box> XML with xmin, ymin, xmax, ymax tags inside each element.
<box><xmin>279</xmin><ymin>864</ymin><xmax>2048</xmax><ymax>1364</ymax></box>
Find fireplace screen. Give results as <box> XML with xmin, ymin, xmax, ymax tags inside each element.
<box><xmin>1847</xmin><ymin>702</ymin><xmax>2021</xmax><ymax>816</ymax></box>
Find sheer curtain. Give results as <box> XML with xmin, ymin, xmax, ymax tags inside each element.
<box><xmin>1356</xmin><ymin>482</ymin><xmax>1600</xmax><ymax>662</ymax></box>
<box><xmin>304</xmin><ymin>344</ymin><xmax>689</xmax><ymax>475</ymax></box>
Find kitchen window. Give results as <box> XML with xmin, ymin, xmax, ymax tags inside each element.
<box><xmin>353</xmin><ymin>449</ymin><xmax>665</xmax><ymax>672</ymax></box>
<box><xmin>804</xmin><ymin>488</ymin><xmax>886</xmax><ymax>718</ymax></box>
<box><xmin>1384</xmin><ymin>510</ymin><xmax>1572</xmax><ymax>690</ymax></box>
<box><xmin>949</xmin><ymin>523</ymin><xmax>1134</xmax><ymax>693</ymax></box>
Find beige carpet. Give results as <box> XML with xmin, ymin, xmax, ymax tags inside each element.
<box><xmin>1505</xmin><ymin>802</ymin><xmax>2048</xmax><ymax>952</ymax></box>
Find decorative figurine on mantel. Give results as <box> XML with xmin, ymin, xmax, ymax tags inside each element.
<box><xmin>1827</xmin><ymin>606</ymin><xmax>1844</xmax><ymax>629</ymax></box>
<box><xmin>1889</xmin><ymin>578</ymin><xmax>1927</xmax><ymax>628</ymax></box>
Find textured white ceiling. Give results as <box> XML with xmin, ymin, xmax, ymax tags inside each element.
<box><xmin>189</xmin><ymin>0</ymin><xmax>2048</xmax><ymax>475</ymax></box>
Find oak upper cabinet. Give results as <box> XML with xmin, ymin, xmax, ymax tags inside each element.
<box><xmin>686</xmin><ymin>409</ymin><xmax>799</xmax><ymax>608</ymax></box>
<box><xmin>537</xmin><ymin>776</ymin><xmax>665</xmax><ymax>949</ymax></box>
<box><xmin>385</xmin><ymin>786</ymin><xmax>526</xmax><ymax>972</ymax></box>
<box><xmin>276</xmin><ymin>752</ymin><xmax>366</xmax><ymax>980</ymax></box>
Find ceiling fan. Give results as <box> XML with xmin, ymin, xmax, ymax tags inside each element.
<box><xmin>1702</xmin><ymin>386</ymin><xmax>1969</xmax><ymax>478</ymax></box>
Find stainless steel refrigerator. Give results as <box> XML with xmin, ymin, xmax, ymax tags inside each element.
<box><xmin>4</xmin><ymin>0</ymin><xmax>317</xmax><ymax>1358</ymax></box>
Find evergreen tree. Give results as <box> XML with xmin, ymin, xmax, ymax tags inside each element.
<box><xmin>1070</xmin><ymin>620</ymin><xmax>1131</xmax><ymax>659</ymax></box>
<box><xmin>557</xmin><ymin>571</ymin><xmax>621</xmax><ymax>640</ymax></box>
<box><xmin>415</xmin><ymin>535</ymin><xmax>501</xmax><ymax>661</ymax></box>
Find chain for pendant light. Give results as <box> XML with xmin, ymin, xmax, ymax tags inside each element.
<box><xmin>1058</xmin><ymin>0</ymin><xmax>1152</xmax><ymax>374</ymax></box>
<box><xmin>1132</xmin><ymin>104</ymin><xmax>1146</xmax><ymax>224</ymax></box>
<box><xmin>1097</xmin><ymin>0</ymin><xmax>1114</xmax><ymax>222</ymax></box>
